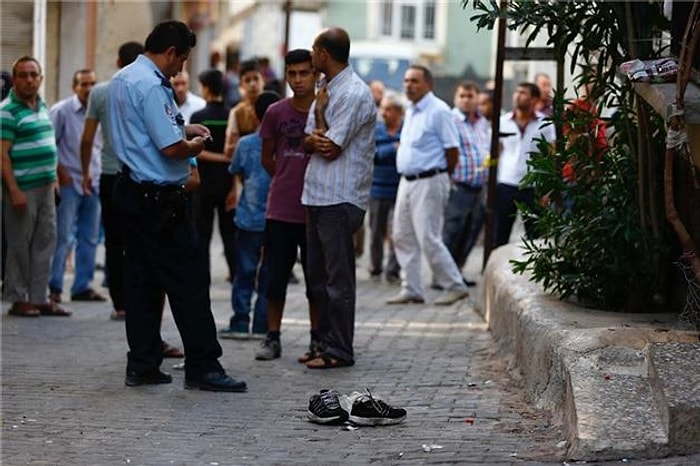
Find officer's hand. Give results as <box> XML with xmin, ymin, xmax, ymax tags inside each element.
<box><xmin>185</xmin><ymin>124</ymin><xmax>211</xmax><ymax>139</ymax></box>
<box><xmin>189</xmin><ymin>136</ymin><xmax>206</xmax><ymax>155</ymax></box>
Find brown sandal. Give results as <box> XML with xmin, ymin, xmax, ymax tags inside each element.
<box><xmin>35</xmin><ymin>302</ymin><xmax>72</xmax><ymax>317</ymax></box>
<box><xmin>8</xmin><ymin>302</ymin><xmax>40</xmax><ymax>317</ymax></box>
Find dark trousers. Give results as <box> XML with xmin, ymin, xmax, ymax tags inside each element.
<box><xmin>100</xmin><ymin>174</ymin><xmax>125</xmax><ymax>310</ymax></box>
<box><xmin>265</xmin><ymin>220</ymin><xmax>308</xmax><ymax>301</ymax></box>
<box><xmin>306</xmin><ymin>203</ymin><xmax>364</xmax><ymax>362</ymax></box>
<box><xmin>442</xmin><ymin>185</ymin><xmax>483</xmax><ymax>269</ymax></box>
<box><xmin>191</xmin><ymin>169</ymin><xmax>236</xmax><ymax>280</ymax></box>
<box><xmin>114</xmin><ymin>176</ymin><xmax>223</xmax><ymax>379</ymax></box>
<box><xmin>368</xmin><ymin>197</ymin><xmax>399</xmax><ymax>277</ymax></box>
<box><xmin>494</xmin><ymin>183</ymin><xmax>538</xmax><ymax>247</ymax></box>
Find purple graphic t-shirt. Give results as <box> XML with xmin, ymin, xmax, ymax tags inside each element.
<box><xmin>259</xmin><ymin>98</ymin><xmax>310</xmax><ymax>224</ymax></box>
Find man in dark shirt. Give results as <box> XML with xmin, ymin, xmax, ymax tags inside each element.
<box><xmin>190</xmin><ymin>69</ymin><xmax>236</xmax><ymax>281</ymax></box>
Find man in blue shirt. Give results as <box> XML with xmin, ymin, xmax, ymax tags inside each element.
<box><xmin>107</xmin><ymin>21</ymin><xmax>246</xmax><ymax>392</ymax></box>
<box><xmin>49</xmin><ymin>68</ymin><xmax>104</xmax><ymax>305</ymax></box>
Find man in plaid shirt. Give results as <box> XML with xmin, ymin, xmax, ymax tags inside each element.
<box><xmin>442</xmin><ymin>81</ymin><xmax>490</xmax><ymax>282</ymax></box>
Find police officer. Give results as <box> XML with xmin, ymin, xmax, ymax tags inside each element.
<box><xmin>107</xmin><ymin>20</ymin><xmax>246</xmax><ymax>392</ymax></box>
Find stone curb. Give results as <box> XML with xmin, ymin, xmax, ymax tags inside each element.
<box><xmin>478</xmin><ymin>244</ymin><xmax>700</xmax><ymax>461</ymax></box>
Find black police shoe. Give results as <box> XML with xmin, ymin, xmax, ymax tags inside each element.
<box><xmin>184</xmin><ymin>372</ymin><xmax>247</xmax><ymax>392</ymax></box>
<box><xmin>125</xmin><ymin>370</ymin><xmax>173</xmax><ymax>387</ymax></box>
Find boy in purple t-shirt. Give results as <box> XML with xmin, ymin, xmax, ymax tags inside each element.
<box><xmin>254</xmin><ymin>49</ymin><xmax>321</xmax><ymax>361</ymax></box>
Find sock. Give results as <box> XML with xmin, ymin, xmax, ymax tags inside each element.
<box><xmin>268</xmin><ymin>330</ymin><xmax>281</xmax><ymax>342</ymax></box>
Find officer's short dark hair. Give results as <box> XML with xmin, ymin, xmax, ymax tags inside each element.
<box><xmin>145</xmin><ymin>21</ymin><xmax>196</xmax><ymax>56</ymax></box>
<box><xmin>239</xmin><ymin>59</ymin><xmax>262</xmax><ymax>78</ymax></box>
<box><xmin>198</xmin><ymin>69</ymin><xmax>224</xmax><ymax>96</ymax></box>
<box><xmin>119</xmin><ymin>42</ymin><xmax>144</xmax><ymax>67</ymax></box>
<box><xmin>285</xmin><ymin>49</ymin><xmax>311</xmax><ymax>67</ymax></box>
<box><xmin>254</xmin><ymin>91</ymin><xmax>281</xmax><ymax>121</ymax></box>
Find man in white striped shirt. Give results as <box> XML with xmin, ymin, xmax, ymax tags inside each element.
<box><xmin>302</xmin><ymin>27</ymin><xmax>376</xmax><ymax>369</ymax></box>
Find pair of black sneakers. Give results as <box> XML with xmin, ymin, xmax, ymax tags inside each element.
<box><xmin>307</xmin><ymin>388</ymin><xmax>406</xmax><ymax>426</ymax></box>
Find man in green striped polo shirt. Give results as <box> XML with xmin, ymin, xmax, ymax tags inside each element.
<box><xmin>1</xmin><ymin>55</ymin><xmax>71</xmax><ymax>317</ymax></box>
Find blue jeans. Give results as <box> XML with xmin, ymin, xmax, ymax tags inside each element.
<box><xmin>49</xmin><ymin>186</ymin><xmax>101</xmax><ymax>295</ymax></box>
<box><xmin>230</xmin><ymin>228</ymin><xmax>268</xmax><ymax>333</ymax></box>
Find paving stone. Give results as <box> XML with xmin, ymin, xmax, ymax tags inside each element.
<box><xmin>2</xmin><ymin>237</ymin><xmax>698</xmax><ymax>465</ymax></box>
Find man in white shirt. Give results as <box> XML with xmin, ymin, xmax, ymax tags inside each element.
<box><xmin>495</xmin><ymin>82</ymin><xmax>556</xmax><ymax>246</ymax></box>
<box><xmin>171</xmin><ymin>70</ymin><xmax>205</xmax><ymax>123</ymax></box>
<box><xmin>387</xmin><ymin>65</ymin><xmax>470</xmax><ymax>306</ymax></box>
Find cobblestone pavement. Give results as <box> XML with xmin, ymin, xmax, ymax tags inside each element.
<box><xmin>2</xmin><ymin>236</ymin><xmax>699</xmax><ymax>465</ymax></box>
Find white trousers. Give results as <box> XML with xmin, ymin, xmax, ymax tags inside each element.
<box><xmin>392</xmin><ymin>173</ymin><xmax>466</xmax><ymax>297</ymax></box>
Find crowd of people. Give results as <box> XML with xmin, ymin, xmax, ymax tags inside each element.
<box><xmin>2</xmin><ymin>20</ymin><xmax>571</xmax><ymax>391</ymax></box>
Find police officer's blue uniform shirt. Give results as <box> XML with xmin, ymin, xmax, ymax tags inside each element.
<box><xmin>107</xmin><ymin>54</ymin><xmax>189</xmax><ymax>185</ymax></box>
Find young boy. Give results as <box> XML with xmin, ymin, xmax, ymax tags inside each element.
<box><xmin>220</xmin><ymin>91</ymin><xmax>281</xmax><ymax>339</ymax></box>
<box><xmin>254</xmin><ymin>49</ymin><xmax>321</xmax><ymax>361</ymax></box>
<box><xmin>190</xmin><ymin>69</ymin><xmax>236</xmax><ymax>281</ymax></box>
<box><xmin>223</xmin><ymin>59</ymin><xmax>264</xmax><ymax>160</ymax></box>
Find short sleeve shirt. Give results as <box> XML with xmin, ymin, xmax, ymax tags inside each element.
<box><xmin>86</xmin><ymin>81</ymin><xmax>120</xmax><ymax>175</ymax></box>
<box><xmin>0</xmin><ymin>89</ymin><xmax>57</xmax><ymax>190</ymax></box>
<box><xmin>228</xmin><ymin>131</ymin><xmax>271</xmax><ymax>232</ymax></box>
<box><xmin>396</xmin><ymin>91</ymin><xmax>460</xmax><ymax>175</ymax></box>
<box><xmin>498</xmin><ymin>111</ymin><xmax>556</xmax><ymax>186</ymax></box>
<box><xmin>259</xmin><ymin>98</ymin><xmax>310</xmax><ymax>224</ymax></box>
<box><xmin>107</xmin><ymin>54</ymin><xmax>189</xmax><ymax>185</ymax></box>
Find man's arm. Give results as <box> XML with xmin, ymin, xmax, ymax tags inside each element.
<box><xmin>1</xmin><ymin>139</ymin><xmax>28</xmax><ymax>210</ymax></box>
<box><xmin>223</xmin><ymin>108</ymin><xmax>240</xmax><ymax>160</ymax></box>
<box><xmin>261</xmin><ymin>137</ymin><xmax>276</xmax><ymax>177</ymax></box>
<box><xmin>80</xmin><ymin>118</ymin><xmax>98</xmax><ymax>195</ymax></box>
<box><xmin>445</xmin><ymin>147</ymin><xmax>459</xmax><ymax>174</ymax></box>
<box><xmin>224</xmin><ymin>175</ymin><xmax>239</xmax><ymax>212</ymax></box>
<box><xmin>50</xmin><ymin>105</ymin><xmax>72</xmax><ymax>187</ymax></box>
<box><xmin>303</xmin><ymin>86</ymin><xmax>341</xmax><ymax>160</ymax></box>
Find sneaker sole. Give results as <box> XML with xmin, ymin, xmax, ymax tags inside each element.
<box><xmin>307</xmin><ymin>411</ymin><xmax>348</xmax><ymax>425</ymax></box>
<box><xmin>348</xmin><ymin>414</ymin><xmax>406</xmax><ymax>426</ymax></box>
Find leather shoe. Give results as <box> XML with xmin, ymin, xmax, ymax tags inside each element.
<box><xmin>185</xmin><ymin>372</ymin><xmax>247</xmax><ymax>392</ymax></box>
<box><xmin>125</xmin><ymin>370</ymin><xmax>173</xmax><ymax>387</ymax></box>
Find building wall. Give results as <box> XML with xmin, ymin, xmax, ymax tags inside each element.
<box><xmin>324</xmin><ymin>0</ymin><xmax>493</xmax><ymax>80</ymax></box>
<box><xmin>444</xmin><ymin>1</ymin><xmax>494</xmax><ymax>79</ymax></box>
<box><xmin>325</xmin><ymin>1</ymin><xmax>367</xmax><ymax>41</ymax></box>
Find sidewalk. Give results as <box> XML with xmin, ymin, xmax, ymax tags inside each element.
<box><xmin>1</xmin><ymin>233</ymin><xmax>698</xmax><ymax>465</ymax></box>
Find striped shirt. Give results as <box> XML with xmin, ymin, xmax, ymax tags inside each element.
<box><xmin>0</xmin><ymin>89</ymin><xmax>57</xmax><ymax>190</ymax></box>
<box><xmin>451</xmin><ymin>108</ymin><xmax>490</xmax><ymax>188</ymax></box>
<box><xmin>302</xmin><ymin>65</ymin><xmax>376</xmax><ymax>210</ymax></box>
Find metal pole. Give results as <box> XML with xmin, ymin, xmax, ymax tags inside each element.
<box><xmin>483</xmin><ymin>0</ymin><xmax>507</xmax><ymax>270</ymax></box>
<box><xmin>33</xmin><ymin>0</ymin><xmax>47</xmax><ymax>96</ymax></box>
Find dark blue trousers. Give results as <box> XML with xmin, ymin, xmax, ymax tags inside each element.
<box><xmin>114</xmin><ymin>176</ymin><xmax>223</xmax><ymax>379</ymax></box>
